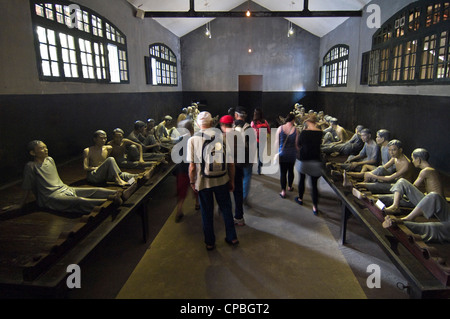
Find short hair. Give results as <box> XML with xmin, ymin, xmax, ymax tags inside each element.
<box><xmin>388</xmin><ymin>139</ymin><xmax>403</xmax><ymax>149</ymax></box>
<box><xmin>355</xmin><ymin>125</ymin><xmax>364</xmax><ymax>133</ymax></box>
<box><xmin>134</xmin><ymin>120</ymin><xmax>146</xmax><ymax>130</ymax></box>
<box><xmin>377</xmin><ymin>129</ymin><xmax>390</xmax><ymax>140</ymax></box>
<box><xmin>27</xmin><ymin>140</ymin><xmax>43</xmax><ymax>153</ymax></box>
<box><xmin>93</xmin><ymin>130</ymin><xmax>106</xmax><ymax>138</ymax></box>
<box><xmin>361</xmin><ymin>128</ymin><xmax>371</xmax><ymax>135</ymax></box>
<box><xmin>113</xmin><ymin>128</ymin><xmax>124</xmax><ymax>135</ymax></box>
<box><xmin>235</xmin><ymin>106</ymin><xmax>247</xmax><ymax>118</ymax></box>
<box><xmin>412</xmin><ymin>148</ymin><xmax>429</xmax><ymax>161</ymax></box>
<box><xmin>147</xmin><ymin>118</ymin><xmax>155</xmax><ymax>124</ymax></box>
<box><xmin>330</xmin><ymin>118</ymin><xmax>338</xmax><ymax>125</ymax></box>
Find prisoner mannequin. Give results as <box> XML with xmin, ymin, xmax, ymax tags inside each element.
<box><xmin>83</xmin><ymin>130</ymin><xmax>137</xmax><ymax>186</ymax></box>
<box><xmin>356</xmin><ymin>139</ymin><xmax>415</xmax><ymax>194</ymax></box>
<box><xmin>382</xmin><ymin>148</ymin><xmax>444</xmax><ymax>213</ymax></box>
<box><xmin>4</xmin><ymin>140</ymin><xmax>123</xmax><ymax>214</ymax></box>
<box><xmin>108</xmin><ymin>128</ymin><xmax>157</xmax><ymax>169</ymax></box>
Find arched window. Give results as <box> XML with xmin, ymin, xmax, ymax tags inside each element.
<box><xmin>31</xmin><ymin>0</ymin><xmax>129</xmax><ymax>83</ymax></box>
<box><xmin>147</xmin><ymin>43</ymin><xmax>178</xmax><ymax>86</ymax></box>
<box><xmin>364</xmin><ymin>0</ymin><xmax>450</xmax><ymax>86</ymax></box>
<box><xmin>321</xmin><ymin>45</ymin><xmax>349</xmax><ymax>87</ymax></box>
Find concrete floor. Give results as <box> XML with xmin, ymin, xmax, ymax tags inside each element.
<box><xmin>67</xmin><ymin>168</ymin><xmax>410</xmax><ymax>299</ymax></box>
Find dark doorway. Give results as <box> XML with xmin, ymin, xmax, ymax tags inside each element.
<box><xmin>238</xmin><ymin>75</ymin><xmax>263</xmax><ymax>114</ymax></box>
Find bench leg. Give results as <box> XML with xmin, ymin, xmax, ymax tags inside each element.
<box><xmin>340</xmin><ymin>202</ymin><xmax>351</xmax><ymax>245</ymax></box>
<box><xmin>140</xmin><ymin>201</ymin><xmax>149</xmax><ymax>243</ymax></box>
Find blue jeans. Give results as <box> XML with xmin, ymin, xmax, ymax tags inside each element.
<box><xmin>233</xmin><ymin>166</ymin><xmax>244</xmax><ymax>219</ymax></box>
<box><xmin>198</xmin><ymin>183</ymin><xmax>237</xmax><ymax>246</ymax></box>
<box><xmin>242</xmin><ymin>164</ymin><xmax>253</xmax><ymax>201</ymax></box>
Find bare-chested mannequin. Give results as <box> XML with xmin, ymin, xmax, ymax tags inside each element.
<box><xmin>322</xmin><ymin>118</ymin><xmax>347</xmax><ymax>145</ymax></box>
<box><xmin>355</xmin><ymin>139</ymin><xmax>416</xmax><ymax>194</ymax></box>
<box><xmin>383</xmin><ymin>148</ymin><xmax>444</xmax><ymax>213</ymax></box>
<box><xmin>108</xmin><ymin>128</ymin><xmax>157</xmax><ymax>169</ymax></box>
<box><xmin>83</xmin><ymin>130</ymin><xmax>137</xmax><ymax>186</ymax></box>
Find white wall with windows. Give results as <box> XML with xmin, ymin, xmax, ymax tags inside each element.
<box><xmin>319</xmin><ymin>0</ymin><xmax>450</xmax><ymax>97</ymax></box>
<box><xmin>0</xmin><ymin>0</ymin><xmax>181</xmax><ymax>94</ymax></box>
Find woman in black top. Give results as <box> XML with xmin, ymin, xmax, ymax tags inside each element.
<box><xmin>295</xmin><ymin>114</ymin><xmax>323</xmax><ymax>215</ymax></box>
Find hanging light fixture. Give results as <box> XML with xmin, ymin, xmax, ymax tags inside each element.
<box><xmin>246</xmin><ymin>0</ymin><xmax>251</xmax><ymax>17</ymax></box>
<box><xmin>287</xmin><ymin>1</ymin><xmax>295</xmax><ymax>37</ymax></box>
<box><xmin>205</xmin><ymin>21</ymin><xmax>211</xmax><ymax>38</ymax></box>
<box><xmin>287</xmin><ymin>21</ymin><xmax>294</xmax><ymax>37</ymax></box>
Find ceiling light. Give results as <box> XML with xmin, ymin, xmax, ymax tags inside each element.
<box><xmin>287</xmin><ymin>21</ymin><xmax>294</xmax><ymax>37</ymax></box>
<box><xmin>246</xmin><ymin>9</ymin><xmax>251</xmax><ymax>17</ymax></box>
<box><xmin>205</xmin><ymin>22</ymin><xmax>211</xmax><ymax>38</ymax></box>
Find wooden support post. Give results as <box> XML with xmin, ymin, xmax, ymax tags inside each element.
<box><xmin>140</xmin><ymin>201</ymin><xmax>149</xmax><ymax>243</ymax></box>
<box><xmin>340</xmin><ymin>202</ymin><xmax>350</xmax><ymax>245</ymax></box>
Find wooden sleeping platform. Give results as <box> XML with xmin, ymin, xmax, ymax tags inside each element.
<box><xmin>322</xmin><ymin>154</ymin><xmax>450</xmax><ymax>298</ymax></box>
<box><xmin>0</xmin><ymin>156</ymin><xmax>175</xmax><ymax>297</ymax></box>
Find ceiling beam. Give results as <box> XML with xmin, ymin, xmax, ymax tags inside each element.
<box><xmin>142</xmin><ymin>10</ymin><xmax>362</xmax><ymax>18</ymax></box>
<box><xmin>142</xmin><ymin>0</ymin><xmax>362</xmax><ymax>18</ymax></box>
<box><xmin>138</xmin><ymin>0</ymin><xmax>362</xmax><ymax>18</ymax></box>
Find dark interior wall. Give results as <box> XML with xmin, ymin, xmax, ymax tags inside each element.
<box><xmin>0</xmin><ymin>92</ymin><xmax>182</xmax><ymax>184</ymax></box>
<box><xmin>317</xmin><ymin>92</ymin><xmax>450</xmax><ymax>175</ymax></box>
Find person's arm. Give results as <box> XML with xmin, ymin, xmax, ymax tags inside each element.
<box><xmin>413</xmin><ymin>169</ymin><xmax>426</xmax><ymax>188</ymax></box>
<box><xmin>83</xmin><ymin>148</ymin><xmax>96</xmax><ymax>171</ymax></box>
<box><xmin>369</xmin><ymin>162</ymin><xmax>408</xmax><ymax>182</ymax></box>
<box><xmin>189</xmin><ymin>163</ymin><xmax>197</xmax><ymax>193</ymax></box>
<box><xmin>350</xmin><ymin>157</ymin><xmax>377</xmax><ymax>169</ymax></box>
<box><xmin>382</xmin><ymin>157</ymin><xmax>395</xmax><ymax>170</ymax></box>
<box><xmin>274</xmin><ymin>126</ymin><xmax>281</xmax><ymax>154</ymax></box>
<box><xmin>295</xmin><ymin>128</ymin><xmax>301</xmax><ymax>151</ymax></box>
<box><xmin>124</xmin><ymin>138</ymin><xmax>145</xmax><ymax>163</ymax></box>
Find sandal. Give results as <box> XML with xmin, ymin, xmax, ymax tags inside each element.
<box><xmin>279</xmin><ymin>193</ymin><xmax>286</xmax><ymax>199</ymax></box>
<box><xmin>294</xmin><ymin>197</ymin><xmax>303</xmax><ymax>205</ymax></box>
<box><xmin>206</xmin><ymin>244</ymin><xmax>215</xmax><ymax>251</ymax></box>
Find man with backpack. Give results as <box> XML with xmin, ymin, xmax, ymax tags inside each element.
<box><xmin>187</xmin><ymin>111</ymin><xmax>239</xmax><ymax>251</ymax></box>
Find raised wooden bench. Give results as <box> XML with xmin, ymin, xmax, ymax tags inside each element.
<box><xmin>0</xmin><ymin>157</ymin><xmax>175</xmax><ymax>297</ymax></box>
<box><xmin>322</xmin><ymin>156</ymin><xmax>450</xmax><ymax>299</ymax></box>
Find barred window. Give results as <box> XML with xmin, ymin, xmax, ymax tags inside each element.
<box><xmin>31</xmin><ymin>0</ymin><xmax>129</xmax><ymax>83</ymax></box>
<box><xmin>366</xmin><ymin>0</ymin><xmax>450</xmax><ymax>86</ymax></box>
<box><xmin>148</xmin><ymin>43</ymin><xmax>178</xmax><ymax>86</ymax></box>
<box><xmin>321</xmin><ymin>45</ymin><xmax>349</xmax><ymax>87</ymax></box>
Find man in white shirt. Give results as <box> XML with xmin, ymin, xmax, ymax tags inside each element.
<box><xmin>187</xmin><ymin>111</ymin><xmax>238</xmax><ymax>250</ymax></box>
